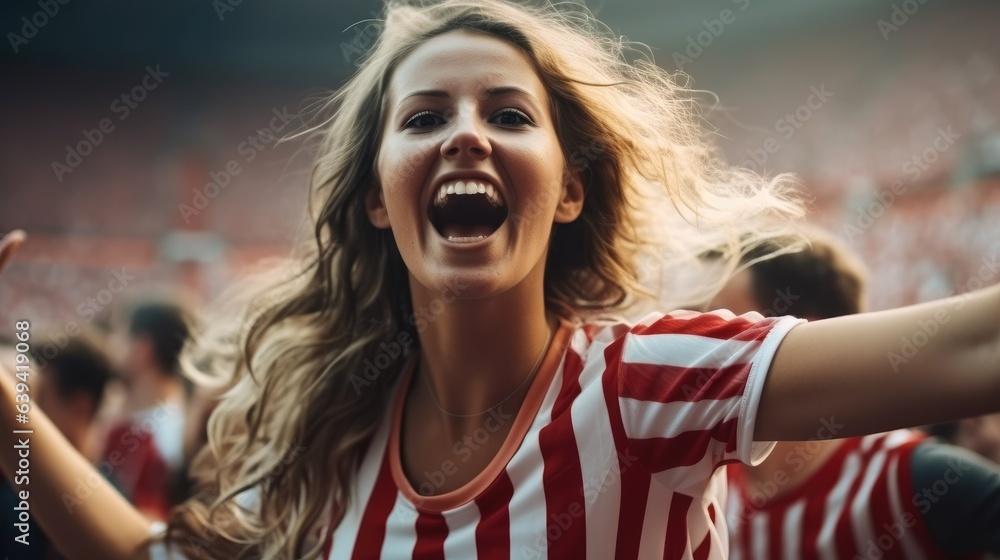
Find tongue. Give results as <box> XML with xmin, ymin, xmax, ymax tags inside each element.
<box><xmin>441</xmin><ymin>223</ymin><xmax>495</xmax><ymax>239</ymax></box>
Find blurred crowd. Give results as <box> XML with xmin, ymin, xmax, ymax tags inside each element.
<box><xmin>0</xmin><ymin>297</ymin><xmax>220</xmax><ymax>559</ymax></box>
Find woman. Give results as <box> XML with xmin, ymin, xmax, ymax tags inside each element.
<box><xmin>1</xmin><ymin>1</ymin><xmax>998</xmax><ymax>558</ymax></box>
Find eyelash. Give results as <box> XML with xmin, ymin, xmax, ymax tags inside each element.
<box><xmin>402</xmin><ymin>108</ymin><xmax>534</xmax><ymax>129</ymax></box>
<box><xmin>493</xmin><ymin>108</ymin><xmax>532</xmax><ymax>126</ymax></box>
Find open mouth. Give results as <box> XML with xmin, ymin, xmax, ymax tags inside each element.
<box><xmin>429</xmin><ymin>180</ymin><xmax>508</xmax><ymax>241</ymax></box>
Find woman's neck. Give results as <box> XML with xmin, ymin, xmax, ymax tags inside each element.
<box><xmin>408</xmin><ymin>260</ymin><xmax>555</xmax><ymax>434</ymax></box>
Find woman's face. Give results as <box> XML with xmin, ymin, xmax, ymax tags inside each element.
<box><xmin>369</xmin><ymin>30</ymin><xmax>583</xmax><ymax>301</ymax></box>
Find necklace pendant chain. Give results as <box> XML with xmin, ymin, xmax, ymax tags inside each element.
<box><xmin>422</xmin><ymin>324</ymin><xmax>554</xmax><ymax>418</ymax></box>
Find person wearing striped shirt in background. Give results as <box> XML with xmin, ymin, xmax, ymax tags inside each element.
<box><xmin>2</xmin><ymin>1</ymin><xmax>1000</xmax><ymax>558</ymax></box>
<box><xmin>710</xmin><ymin>228</ymin><xmax>1000</xmax><ymax>559</ymax></box>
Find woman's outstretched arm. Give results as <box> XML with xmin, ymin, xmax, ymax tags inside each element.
<box><xmin>0</xmin><ymin>231</ymin><xmax>151</xmax><ymax>560</ymax></box>
<box><xmin>759</xmin><ymin>283</ymin><xmax>1000</xmax><ymax>440</ymax></box>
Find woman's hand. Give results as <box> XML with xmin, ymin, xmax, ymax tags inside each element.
<box><xmin>0</xmin><ymin>230</ymin><xmax>25</xmax><ymax>379</ymax></box>
<box><xmin>0</xmin><ymin>229</ymin><xmax>26</xmax><ymax>276</ymax></box>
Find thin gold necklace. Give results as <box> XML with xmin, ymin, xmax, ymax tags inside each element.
<box><xmin>420</xmin><ymin>323</ymin><xmax>554</xmax><ymax>418</ymax></box>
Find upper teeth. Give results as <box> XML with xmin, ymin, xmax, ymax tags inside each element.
<box><xmin>434</xmin><ymin>180</ymin><xmax>503</xmax><ymax>207</ymax></box>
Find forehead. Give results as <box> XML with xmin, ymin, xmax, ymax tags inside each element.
<box><xmin>388</xmin><ymin>30</ymin><xmax>548</xmax><ymax>104</ymax></box>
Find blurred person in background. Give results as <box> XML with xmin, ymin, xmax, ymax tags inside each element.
<box><xmin>99</xmin><ymin>300</ymin><xmax>193</xmax><ymax>522</ymax></box>
<box><xmin>927</xmin><ymin>414</ymin><xmax>1000</xmax><ymax>466</ymax></box>
<box><xmin>711</xmin><ymin>228</ymin><xmax>1000</xmax><ymax>559</ymax></box>
<box><xmin>0</xmin><ymin>331</ymin><xmax>114</xmax><ymax>559</ymax></box>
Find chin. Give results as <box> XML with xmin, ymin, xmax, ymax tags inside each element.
<box><xmin>410</xmin><ymin>264</ymin><xmax>519</xmax><ymax>304</ymax></box>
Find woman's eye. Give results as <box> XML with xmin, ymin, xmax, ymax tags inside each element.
<box><xmin>403</xmin><ymin>111</ymin><xmax>444</xmax><ymax>129</ymax></box>
<box><xmin>492</xmin><ymin>108</ymin><xmax>532</xmax><ymax>127</ymax></box>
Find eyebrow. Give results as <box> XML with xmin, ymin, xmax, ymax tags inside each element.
<box><xmin>398</xmin><ymin>86</ymin><xmax>536</xmax><ymax>104</ymax></box>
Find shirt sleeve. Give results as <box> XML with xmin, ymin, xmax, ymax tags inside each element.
<box><xmin>613</xmin><ymin>309</ymin><xmax>804</xmax><ymax>492</ymax></box>
<box><xmin>909</xmin><ymin>440</ymin><xmax>1000</xmax><ymax>555</ymax></box>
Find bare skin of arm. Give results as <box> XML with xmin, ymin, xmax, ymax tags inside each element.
<box><xmin>0</xmin><ymin>231</ymin><xmax>151</xmax><ymax>560</ymax></box>
<box><xmin>759</xmin><ymin>285</ymin><xmax>1000</xmax><ymax>440</ymax></box>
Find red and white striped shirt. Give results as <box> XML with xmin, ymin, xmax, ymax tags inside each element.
<box><xmin>725</xmin><ymin>430</ymin><xmax>955</xmax><ymax>560</ymax></box>
<box><xmin>326</xmin><ymin>310</ymin><xmax>802</xmax><ymax>559</ymax></box>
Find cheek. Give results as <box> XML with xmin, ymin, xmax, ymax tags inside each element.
<box><xmin>501</xmin><ymin>141</ymin><xmax>565</xmax><ymax>207</ymax></box>
<box><xmin>381</xmin><ymin>131</ymin><xmax>440</xmax><ymax>174</ymax></box>
<box><xmin>377</xmin><ymin>139</ymin><xmax>435</xmax><ymax>208</ymax></box>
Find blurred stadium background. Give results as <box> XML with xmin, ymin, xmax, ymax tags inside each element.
<box><xmin>2</xmin><ymin>0</ymin><xmax>999</xmax><ymax>332</ymax></box>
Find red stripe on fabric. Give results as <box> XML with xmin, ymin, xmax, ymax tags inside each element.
<box><xmin>618</xmin><ymin>362</ymin><xmax>750</xmax><ymax>403</ymax></box>
<box><xmin>833</xmin><ymin>438</ymin><xmax>891</xmax><ymax>559</ymax></box>
<box><xmin>631</xmin><ymin>313</ymin><xmax>775</xmax><ymax>342</ymax></box>
<box><xmin>474</xmin><ymin>470</ymin><xmax>514</xmax><ymax>560</ymax></box>
<box><xmin>832</xmin><ymin>479</ymin><xmax>866</xmax><ymax>556</ymax></box>
<box><xmin>629</xmin><ymin>419</ymin><xmax>737</xmax><ymax>473</ymax></box>
<box><xmin>603</xmin><ymin>338</ymin><xmax>648</xmax><ymax>560</ymax></box>
<box><xmin>867</xmin><ymin>448</ymin><xmax>897</xmax><ymax>555</ymax></box>
<box><xmin>664</xmin><ymin>493</ymin><xmax>692</xmax><ymax>559</ymax></box>
<box><xmin>603</xmin><ymin>335</ymin><xmax>628</xmax><ymax>438</ymax></box>
<box><xmin>725</xmin><ymin>467</ymin><xmax>753</xmax><ymax>554</ymax></box>
<box><xmin>725</xmin><ymin>466</ymin><xmax>759</xmax><ymax>560</ymax></box>
<box><xmin>738</xmin><ymin>503</ymin><xmax>754</xmax><ymax>560</ymax></box>
<box><xmin>613</xmin><ymin>459</ymin><xmax>649</xmax><ymax>559</ymax></box>
<box><xmin>554</xmin><ymin>347</ymin><xmax>584</xmax><ymax>417</ymax></box>
<box><xmin>351</xmin><ymin>450</ymin><xmax>397</xmax><ymax>560</ymax></box>
<box><xmin>739</xmin><ymin>519</ymin><xmax>752</xmax><ymax>560</ymax></box>
<box><xmin>413</xmin><ymin>510</ymin><xmax>448</xmax><ymax>560</ymax></box>
<box><xmin>800</xmin><ymin>476</ymin><xmax>829</xmax><ymax>558</ymax></box>
<box><xmin>766</xmin><ymin>507</ymin><xmax>783</xmax><ymax>560</ymax></box>
<box><xmin>692</xmin><ymin>530</ymin><xmax>712</xmax><ymax>560</ymax></box>
<box><xmin>540</xmin><ymin>351</ymin><xmax>587</xmax><ymax>558</ymax></box>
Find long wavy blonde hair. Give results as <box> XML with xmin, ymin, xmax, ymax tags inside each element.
<box><xmin>165</xmin><ymin>0</ymin><xmax>803</xmax><ymax>557</ymax></box>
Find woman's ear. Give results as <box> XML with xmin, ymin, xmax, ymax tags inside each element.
<box><xmin>553</xmin><ymin>167</ymin><xmax>585</xmax><ymax>223</ymax></box>
<box><xmin>364</xmin><ymin>185</ymin><xmax>391</xmax><ymax>229</ymax></box>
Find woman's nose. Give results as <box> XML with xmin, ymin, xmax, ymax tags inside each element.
<box><xmin>441</xmin><ymin>112</ymin><xmax>492</xmax><ymax>160</ymax></box>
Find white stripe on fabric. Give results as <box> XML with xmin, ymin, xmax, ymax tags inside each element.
<box><xmin>637</xmin><ymin>480</ymin><xmax>672</xmax><ymax>559</ymax></box>
<box><xmin>381</xmin><ymin>492</ymin><xmax>417</xmax><ymax>560</ymax></box>
<box><xmin>727</xmin><ymin>488</ymin><xmax>745</xmax><ymax>560</ymax></box>
<box><xmin>750</xmin><ymin>511</ymin><xmax>769</xmax><ymax>560</ymax></box>
<box><xmin>330</xmin><ymin>392</ymin><xmax>395</xmax><ymax>559</ymax></box>
<box><xmin>883</xmin><ymin>430</ymin><xmax>917</xmax><ymax>449</ymax></box>
<box><xmin>687</xmin><ymin>486</ymin><xmax>722</xmax><ymax>560</ymax></box>
<box><xmin>620</xmin><ymin>396</ymin><xmax>742</xmax><ymax>440</ymax></box>
<box><xmin>623</xmin><ymin>332</ymin><xmax>761</xmax><ymax>369</ymax></box>
<box><xmin>443</xmin><ymin>503</ymin><xmax>479</xmax><ymax>560</ymax></box>
<box><xmin>574</xmin><ymin>334</ymin><xmax>622</xmax><ymax>560</ymax></box>
<box><xmin>706</xmin><ymin>469</ymin><xmax>730</xmax><ymax>555</ymax></box>
<box><xmin>817</xmin><ymin>452</ymin><xmax>862</xmax><ymax>560</ymax></box>
<box><xmin>506</xmin><ymin>356</ymin><xmax>564</xmax><ymax>560</ymax></box>
<box><xmin>782</xmin><ymin>500</ymin><xmax>806</xmax><ymax>560</ymax></box>
<box><xmin>651</xmin><ymin>450</ymin><xmax>716</xmax><ymax>494</ymax></box>
<box><xmin>850</xmin><ymin>448</ymin><xmax>888</xmax><ymax>553</ymax></box>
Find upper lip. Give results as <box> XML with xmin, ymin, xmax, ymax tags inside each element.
<box><xmin>428</xmin><ymin>170</ymin><xmax>505</xmax><ymax>209</ymax></box>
